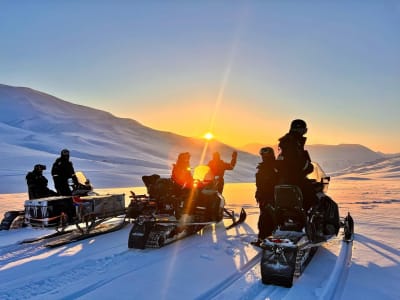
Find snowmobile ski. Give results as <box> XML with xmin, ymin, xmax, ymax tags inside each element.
<box><xmin>225</xmin><ymin>208</ymin><xmax>247</xmax><ymax>230</ymax></box>
<box><xmin>342</xmin><ymin>212</ymin><xmax>354</xmax><ymax>242</ymax></box>
<box><xmin>45</xmin><ymin>220</ymin><xmax>127</xmax><ymax>248</ymax></box>
<box><xmin>20</xmin><ymin>229</ymin><xmax>74</xmax><ymax>244</ymax></box>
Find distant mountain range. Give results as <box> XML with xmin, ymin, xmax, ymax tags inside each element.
<box><xmin>1</xmin><ymin>84</ymin><xmax>398</xmax><ymax>193</ymax></box>
<box><xmin>240</xmin><ymin>143</ymin><xmax>386</xmax><ymax>173</ymax></box>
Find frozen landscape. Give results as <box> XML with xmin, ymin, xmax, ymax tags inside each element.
<box><xmin>0</xmin><ymin>84</ymin><xmax>399</xmax><ymax>299</ymax></box>
<box><xmin>0</xmin><ymin>167</ymin><xmax>399</xmax><ymax>299</ymax></box>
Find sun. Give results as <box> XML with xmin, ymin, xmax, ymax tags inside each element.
<box><xmin>203</xmin><ymin>132</ymin><xmax>214</xmax><ymax>141</ymax></box>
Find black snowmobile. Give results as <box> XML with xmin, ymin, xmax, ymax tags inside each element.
<box><xmin>127</xmin><ymin>165</ymin><xmax>246</xmax><ymax>249</ymax></box>
<box><xmin>259</xmin><ymin>162</ymin><xmax>354</xmax><ymax>287</ymax></box>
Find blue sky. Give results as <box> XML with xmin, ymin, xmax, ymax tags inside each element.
<box><xmin>1</xmin><ymin>1</ymin><xmax>399</xmax><ymax>153</ymax></box>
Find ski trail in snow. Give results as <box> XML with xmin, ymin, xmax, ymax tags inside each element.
<box><xmin>317</xmin><ymin>239</ymin><xmax>353</xmax><ymax>300</ymax></box>
<box><xmin>194</xmin><ymin>251</ymin><xmax>262</xmax><ymax>300</ymax></box>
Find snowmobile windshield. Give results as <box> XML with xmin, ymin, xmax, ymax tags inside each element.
<box><xmin>307</xmin><ymin>162</ymin><xmax>330</xmax><ymax>192</ymax></box>
<box><xmin>193</xmin><ymin>165</ymin><xmax>214</xmax><ymax>186</ymax></box>
<box><xmin>75</xmin><ymin>172</ymin><xmax>88</xmax><ymax>185</ymax></box>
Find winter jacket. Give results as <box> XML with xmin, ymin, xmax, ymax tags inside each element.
<box><xmin>26</xmin><ymin>171</ymin><xmax>57</xmax><ymax>199</ymax></box>
<box><xmin>51</xmin><ymin>157</ymin><xmax>77</xmax><ymax>195</ymax></box>
<box><xmin>255</xmin><ymin>160</ymin><xmax>278</xmax><ymax>207</ymax></box>
<box><xmin>276</xmin><ymin>131</ymin><xmax>313</xmax><ymax>184</ymax></box>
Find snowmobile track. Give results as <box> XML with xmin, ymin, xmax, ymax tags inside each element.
<box><xmin>0</xmin><ymin>228</ymin><xmax>206</xmax><ymax>300</ymax></box>
<box><xmin>318</xmin><ymin>237</ymin><xmax>353</xmax><ymax>300</ymax></box>
<box><xmin>194</xmin><ymin>251</ymin><xmax>263</xmax><ymax>300</ymax></box>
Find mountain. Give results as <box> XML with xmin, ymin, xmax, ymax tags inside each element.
<box><xmin>0</xmin><ymin>84</ymin><xmax>259</xmax><ymax>193</ymax></box>
<box><xmin>330</xmin><ymin>154</ymin><xmax>400</xmax><ymax>179</ymax></box>
<box><xmin>240</xmin><ymin>143</ymin><xmax>385</xmax><ymax>173</ymax></box>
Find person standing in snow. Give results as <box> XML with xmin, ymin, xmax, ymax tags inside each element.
<box><xmin>253</xmin><ymin>147</ymin><xmax>278</xmax><ymax>246</ymax></box>
<box><xmin>276</xmin><ymin>119</ymin><xmax>316</xmax><ymax>211</ymax></box>
<box><xmin>26</xmin><ymin>164</ymin><xmax>57</xmax><ymax>199</ymax></box>
<box><xmin>51</xmin><ymin>149</ymin><xmax>78</xmax><ymax>196</ymax></box>
<box><xmin>207</xmin><ymin>151</ymin><xmax>237</xmax><ymax>193</ymax></box>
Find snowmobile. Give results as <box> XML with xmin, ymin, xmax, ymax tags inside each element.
<box><xmin>127</xmin><ymin>165</ymin><xmax>246</xmax><ymax>249</ymax></box>
<box><xmin>1</xmin><ymin>172</ymin><xmax>127</xmax><ymax>247</ymax></box>
<box><xmin>259</xmin><ymin>162</ymin><xmax>354</xmax><ymax>287</ymax></box>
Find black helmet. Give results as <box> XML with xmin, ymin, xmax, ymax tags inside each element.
<box><xmin>259</xmin><ymin>147</ymin><xmax>274</xmax><ymax>156</ymax></box>
<box><xmin>61</xmin><ymin>149</ymin><xmax>70</xmax><ymax>156</ymax></box>
<box><xmin>34</xmin><ymin>164</ymin><xmax>46</xmax><ymax>172</ymax></box>
<box><xmin>290</xmin><ymin>119</ymin><xmax>307</xmax><ymax>134</ymax></box>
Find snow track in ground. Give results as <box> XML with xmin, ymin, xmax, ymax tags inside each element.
<box><xmin>0</xmin><ymin>225</ymin><xmax>204</xmax><ymax>300</ymax></box>
<box><xmin>317</xmin><ymin>239</ymin><xmax>353</xmax><ymax>300</ymax></box>
<box><xmin>195</xmin><ymin>251</ymin><xmax>262</xmax><ymax>300</ymax></box>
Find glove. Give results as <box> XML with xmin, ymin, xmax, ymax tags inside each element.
<box><xmin>232</xmin><ymin>151</ymin><xmax>238</xmax><ymax>159</ymax></box>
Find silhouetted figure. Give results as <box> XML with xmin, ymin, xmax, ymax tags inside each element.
<box><xmin>207</xmin><ymin>151</ymin><xmax>237</xmax><ymax>193</ymax></box>
<box><xmin>26</xmin><ymin>164</ymin><xmax>57</xmax><ymax>199</ymax></box>
<box><xmin>51</xmin><ymin>149</ymin><xmax>78</xmax><ymax>196</ymax></box>
<box><xmin>171</xmin><ymin>152</ymin><xmax>193</xmax><ymax>189</ymax></box>
<box><xmin>276</xmin><ymin>119</ymin><xmax>316</xmax><ymax>211</ymax></box>
<box><xmin>254</xmin><ymin>147</ymin><xmax>278</xmax><ymax>244</ymax></box>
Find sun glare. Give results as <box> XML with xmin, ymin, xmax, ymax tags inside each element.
<box><xmin>204</xmin><ymin>132</ymin><xmax>214</xmax><ymax>140</ymax></box>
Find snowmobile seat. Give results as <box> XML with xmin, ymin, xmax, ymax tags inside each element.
<box><xmin>274</xmin><ymin>185</ymin><xmax>307</xmax><ymax>231</ymax></box>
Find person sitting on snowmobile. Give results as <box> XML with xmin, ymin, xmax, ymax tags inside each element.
<box><xmin>51</xmin><ymin>149</ymin><xmax>78</xmax><ymax>196</ymax></box>
<box><xmin>276</xmin><ymin>119</ymin><xmax>317</xmax><ymax>211</ymax></box>
<box><xmin>252</xmin><ymin>147</ymin><xmax>278</xmax><ymax>246</ymax></box>
<box><xmin>26</xmin><ymin>164</ymin><xmax>58</xmax><ymax>199</ymax></box>
<box><xmin>207</xmin><ymin>151</ymin><xmax>237</xmax><ymax>193</ymax></box>
<box><xmin>171</xmin><ymin>152</ymin><xmax>193</xmax><ymax>189</ymax></box>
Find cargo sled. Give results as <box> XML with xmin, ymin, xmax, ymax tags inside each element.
<box><xmin>23</xmin><ymin>171</ymin><xmax>126</xmax><ymax>232</ymax></box>
<box><xmin>127</xmin><ymin>165</ymin><xmax>246</xmax><ymax>249</ymax></box>
<box><xmin>259</xmin><ymin>162</ymin><xmax>354</xmax><ymax>287</ymax></box>
<box><xmin>2</xmin><ymin>172</ymin><xmax>127</xmax><ymax>243</ymax></box>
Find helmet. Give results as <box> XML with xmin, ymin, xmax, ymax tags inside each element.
<box><xmin>259</xmin><ymin>147</ymin><xmax>274</xmax><ymax>156</ymax></box>
<box><xmin>212</xmin><ymin>152</ymin><xmax>220</xmax><ymax>160</ymax></box>
<box><xmin>290</xmin><ymin>119</ymin><xmax>307</xmax><ymax>134</ymax></box>
<box><xmin>34</xmin><ymin>164</ymin><xmax>46</xmax><ymax>172</ymax></box>
<box><xmin>61</xmin><ymin>149</ymin><xmax>70</xmax><ymax>156</ymax></box>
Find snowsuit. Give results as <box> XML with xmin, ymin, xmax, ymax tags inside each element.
<box><xmin>277</xmin><ymin>131</ymin><xmax>316</xmax><ymax>211</ymax></box>
<box><xmin>26</xmin><ymin>170</ymin><xmax>57</xmax><ymax>199</ymax></box>
<box><xmin>207</xmin><ymin>151</ymin><xmax>237</xmax><ymax>193</ymax></box>
<box><xmin>255</xmin><ymin>159</ymin><xmax>278</xmax><ymax>240</ymax></box>
<box><xmin>171</xmin><ymin>154</ymin><xmax>193</xmax><ymax>189</ymax></box>
<box><xmin>51</xmin><ymin>157</ymin><xmax>77</xmax><ymax>196</ymax></box>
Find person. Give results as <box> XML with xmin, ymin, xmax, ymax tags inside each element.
<box><xmin>207</xmin><ymin>151</ymin><xmax>237</xmax><ymax>193</ymax></box>
<box><xmin>26</xmin><ymin>164</ymin><xmax>57</xmax><ymax>199</ymax></box>
<box><xmin>276</xmin><ymin>119</ymin><xmax>316</xmax><ymax>211</ymax></box>
<box><xmin>253</xmin><ymin>147</ymin><xmax>278</xmax><ymax>246</ymax></box>
<box><xmin>171</xmin><ymin>152</ymin><xmax>193</xmax><ymax>189</ymax></box>
<box><xmin>51</xmin><ymin>149</ymin><xmax>78</xmax><ymax>196</ymax></box>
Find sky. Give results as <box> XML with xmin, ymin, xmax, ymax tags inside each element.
<box><xmin>1</xmin><ymin>1</ymin><xmax>399</xmax><ymax>153</ymax></box>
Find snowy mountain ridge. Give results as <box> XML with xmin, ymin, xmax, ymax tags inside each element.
<box><xmin>0</xmin><ymin>84</ymin><xmax>258</xmax><ymax>193</ymax></box>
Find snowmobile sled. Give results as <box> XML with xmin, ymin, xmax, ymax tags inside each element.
<box><xmin>127</xmin><ymin>165</ymin><xmax>246</xmax><ymax>249</ymax></box>
<box><xmin>259</xmin><ymin>162</ymin><xmax>354</xmax><ymax>287</ymax></box>
<box><xmin>23</xmin><ymin>171</ymin><xmax>126</xmax><ymax>233</ymax></box>
<box><xmin>2</xmin><ymin>172</ymin><xmax>127</xmax><ymax>246</ymax></box>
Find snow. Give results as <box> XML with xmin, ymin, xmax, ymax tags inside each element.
<box><xmin>0</xmin><ymin>173</ymin><xmax>399</xmax><ymax>300</ymax></box>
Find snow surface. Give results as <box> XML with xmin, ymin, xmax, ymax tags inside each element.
<box><xmin>0</xmin><ymin>167</ymin><xmax>399</xmax><ymax>299</ymax></box>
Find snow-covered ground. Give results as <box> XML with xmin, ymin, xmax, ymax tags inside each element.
<box><xmin>0</xmin><ymin>176</ymin><xmax>399</xmax><ymax>300</ymax></box>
